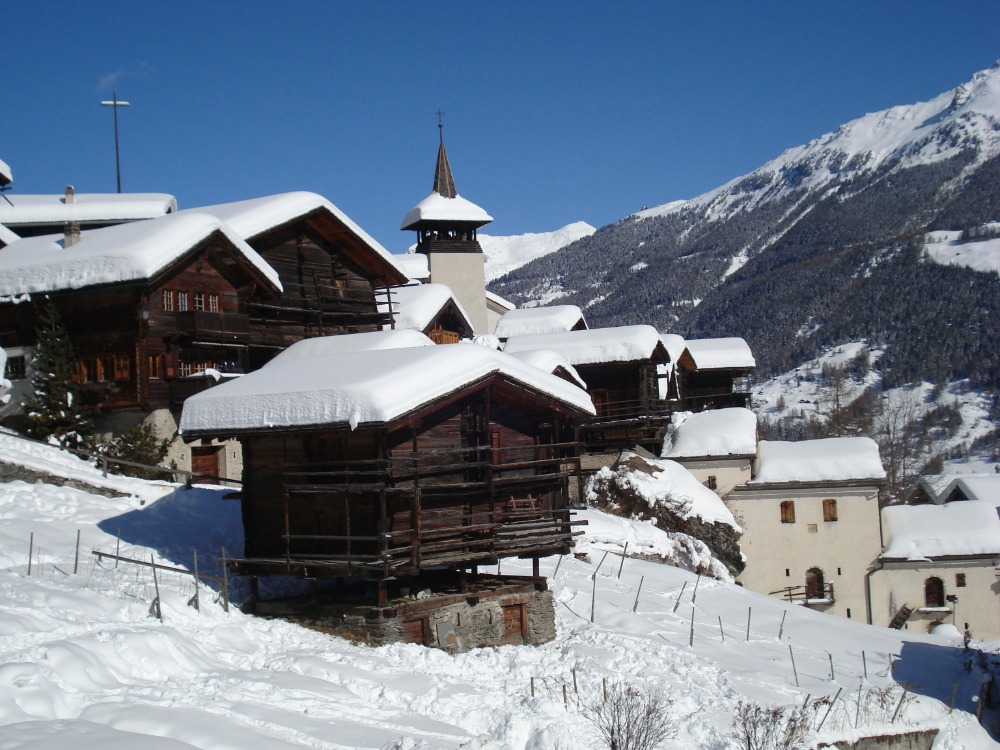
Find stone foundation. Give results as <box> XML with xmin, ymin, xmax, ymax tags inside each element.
<box><xmin>249</xmin><ymin>575</ymin><xmax>556</xmax><ymax>652</ymax></box>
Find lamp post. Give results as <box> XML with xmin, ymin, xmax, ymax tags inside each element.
<box><xmin>100</xmin><ymin>91</ymin><xmax>130</xmax><ymax>193</ymax></box>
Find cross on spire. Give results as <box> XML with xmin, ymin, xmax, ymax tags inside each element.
<box><xmin>432</xmin><ymin>109</ymin><xmax>457</xmax><ymax>198</ymax></box>
<box><xmin>435</xmin><ymin>108</ymin><xmax>445</xmax><ymax>144</ymax></box>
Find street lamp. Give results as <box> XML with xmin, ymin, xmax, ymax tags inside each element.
<box><xmin>100</xmin><ymin>91</ymin><xmax>130</xmax><ymax>193</ymax></box>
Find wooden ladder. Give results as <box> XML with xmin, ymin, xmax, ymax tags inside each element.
<box><xmin>888</xmin><ymin>604</ymin><xmax>913</xmax><ymax>629</ymax></box>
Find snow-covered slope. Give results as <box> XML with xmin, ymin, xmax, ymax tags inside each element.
<box><xmin>0</xmin><ymin>432</ymin><xmax>996</xmax><ymax>748</ymax></box>
<box><xmin>480</xmin><ymin>221</ymin><xmax>595</xmax><ymax>283</ymax></box>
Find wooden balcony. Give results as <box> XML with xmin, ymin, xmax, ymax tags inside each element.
<box><xmin>175</xmin><ymin>311</ymin><xmax>250</xmax><ymax>340</ymax></box>
<box><xmin>230</xmin><ymin>442</ymin><xmax>585</xmax><ymax>579</ymax></box>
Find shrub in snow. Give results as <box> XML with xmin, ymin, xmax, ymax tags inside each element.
<box><xmin>730</xmin><ymin>700</ymin><xmax>812</xmax><ymax>750</ymax></box>
<box><xmin>582</xmin><ymin>681</ymin><xmax>676</xmax><ymax>750</ymax></box>
<box><xmin>86</xmin><ymin>421</ymin><xmax>173</xmax><ymax>479</ymax></box>
<box><xmin>23</xmin><ymin>301</ymin><xmax>91</xmax><ymax>449</ymax></box>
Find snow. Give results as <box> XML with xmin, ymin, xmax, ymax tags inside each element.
<box><xmin>0</xmin><ymin>429</ymin><xmax>995</xmax><ymax>748</ymax></box>
<box><xmin>493</xmin><ymin>305</ymin><xmax>586</xmax><ymax>339</ymax></box>
<box><xmin>588</xmin><ymin>451</ymin><xmax>738</xmax><ymax>530</ymax></box>
<box><xmin>504</xmin><ymin>349</ymin><xmax>587</xmax><ymax>389</ymax></box>
<box><xmin>925</xmin><ymin>230</ymin><xmax>1000</xmax><ymax>274</ymax></box>
<box><xmin>751</xmin><ymin>437</ymin><xmax>886</xmax><ymax>484</ymax></box>
<box><xmin>393</xmin><ymin>252</ymin><xmax>430</xmax><ymax>281</ymax></box>
<box><xmin>503</xmin><ymin>325</ymin><xmax>664</xmax><ymax>366</ymax></box>
<box><xmin>0</xmin><ymin>157</ymin><xmax>11</xmax><ymax>184</ymax></box>
<box><xmin>944</xmin><ymin>475</ymin><xmax>1000</xmax><ymax>505</ymax></box>
<box><xmin>268</xmin><ymin>330</ymin><xmax>434</xmax><ymax>366</ymax></box>
<box><xmin>0</xmin><ymin>212</ymin><xmax>282</xmax><ymax>297</ymax></box>
<box><xmin>662</xmin><ymin>408</ymin><xmax>758</xmax><ymax>459</ymax></box>
<box><xmin>179</xmin><ymin>344</ymin><xmax>595</xmax><ymax>435</ymax></box>
<box><xmin>378</xmin><ymin>283</ymin><xmax>473</xmax><ymax>333</ymax></box>
<box><xmin>683</xmin><ymin>338</ymin><xmax>756</xmax><ymax>370</ymax></box>
<box><xmin>181</xmin><ymin>192</ymin><xmax>407</xmax><ymax>282</ymax></box>
<box><xmin>401</xmin><ymin>191</ymin><xmax>493</xmax><ymax>229</ymax></box>
<box><xmin>0</xmin><ymin>223</ymin><xmax>19</xmax><ymax>246</ymax></box>
<box><xmin>479</xmin><ymin>222</ymin><xmax>596</xmax><ymax>282</ymax></box>
<box><xmin>484</xmin><ymin>290</ymin><xmax>515</xmax><ymax>312</ymax></box>
<box><xmin>0</xmin><ymin>193</ymin><xmax>176</xmax><ymax>226</ymax></box>
<box><xmin>882</xmin><ymin>502</ymin><xmax>1000</xmax><ymax>560</ymax></box>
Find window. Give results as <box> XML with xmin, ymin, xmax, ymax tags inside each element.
<box><xmin>925</xmin><ymin>577</ymin><xmax>945</xmax><ymax>608</ymax></box>
<box><xmin>177</xmin><ymin>292</ymin><xmax>189</xmax><ymax>312</ymax></box>
<box><xmin>194</xmin><ymin>292</ymin><xmax>205</xmax><ymax>311</ymax></box>
<box><xmin>707</xmin><ymin>475</ymin><xmax>718</xmax><ymax>490</ymax></box>
<box><xmin>780</xmin><ymin>500</ymin><xmax>795</xmax><ymax>523</ymax></box>
<box><xmin>4</xmin><ymin>355</ymin><xmax>26</xmax><ymax>380</ymax></box>
<box><xmin>178</xmin><ymin>360</ymin><xmax>192</xmax><ymax>378</ymax></box>
<box><xmin>98</xmin><ymin>356</ymin><xmax>114</xmax><ymax>382</ymax></box>
<box><xmin>208</xmin><ymin>294</ymin><xmax>220</xmax><ymax>313</ymax></box>
<box><xmin>148</xmin><ymin>354</ymin><xmax>162</xmax><ymax>379</ymax></box>
<box><xmin>805</xmin><ymin>568</ymin><xmax>825</xmax><ymax>599</ymax></box>
<box><xmin>956</xmin><ymin>573</ymin><xmax>966</xmax><ymax>588</ymax></box>
<box><xmin>113</xmin><ymin>355</ymin><xmax>131</xmax><ymax>381</ymax></box>
<box><xmin>807</xmin><ymin>524</ymin><xmax>818</xmax><ymax>533</ymax></box>
<box><xmin>823</xmin><ymin>498</ymin><xmax>838</xmax><ymax>522</ymax></box>
<box><xmin>162</xmin><ymin>289</ymin><xmax>174</xmax><ymax>311</ymax></box>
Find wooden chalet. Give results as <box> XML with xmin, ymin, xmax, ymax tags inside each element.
<box><xmin>503</xmin><ymin>325</ymin><xmax>670</xmax><ymax>453</ymax></box>
<box><xmin>0</xmin><ymin>213</ymin><xmax>282</xmax><ymax>414</ymax></box>
<box><xmin>179</xmin><ymin>341</ymin><xmax>595</xmax><ymax>641</ymax></box>
<box><xmin>183</xmin><ymin>192</ymin><xmax>409</xmax><ymax>368</ymax></box>
<box><xmin>494</xmin><ymin>305</ymin><xmax>588</xmax><ymax>342</ymax></box>
<box><xmin>675</xmin><ymin>337</ymin><xmax>755</xmax><ymax>410</ymax></box>
<box><xmin>380</xmin><ymin>282</ymin><xmax>475</xmax><ymax>344</ymax></box>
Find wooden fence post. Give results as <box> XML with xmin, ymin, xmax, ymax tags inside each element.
<box><xmin>617</xmin><ymin>542</ymin><xmax>628</xmax><ymax>579</ymax></box>
<box><xmin>73</xmin><ymin>530</ymin><xmax>81</xmax><ymax>575</ymax></box>
<box><xmin>789</xmin><ymin>644</ymin><xmax>799</xmax><ymax>687</ymax></box>
<box><xmin>632</xmin><ymin>576</ymin><xmax>644</xmax><ymax>613</ymax></box>
<box><xmin>150</xmin><ymin>553</ymin><xmax>163</xmax><ymax>622</ymax></box>
<box><xmin>27</xmin><ymin>532</ymin><xmax>33</xmax><ymax>577</ymax></box>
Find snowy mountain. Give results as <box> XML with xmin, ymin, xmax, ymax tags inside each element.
<box><xmin>479</xmin><ymin>221</ymin><xmax>595</xmax><ymax>283</ymax></box>
<box><xmin>0</xmin><ymin>430</ymin><xmax>996</xmax><ymax>748</ymax></box>
<box><xmin>489</xmin><ymin>62</ymin><xmax>1000</xmax><ymax>393</ymax></box>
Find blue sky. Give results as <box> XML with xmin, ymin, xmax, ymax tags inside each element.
<box><xmin>5</xmin><ymin>2</ymin><xmax>1000</xmax><ymax>251</ymax></box>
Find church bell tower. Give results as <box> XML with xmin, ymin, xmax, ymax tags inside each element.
<box><xmin>401</xmin><ymin>118</ymin><xmax>492</xmax><ymax>335</ymax></box>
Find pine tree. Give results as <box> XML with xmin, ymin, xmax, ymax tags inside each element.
<box><xmin>23</xmin><ymin>301</ymin><xmax>91</xmax><ymax>448</ymax></box>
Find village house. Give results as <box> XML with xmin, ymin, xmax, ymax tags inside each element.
<box><xmin>0</xmin><ymin>184</ymin><xmax>177</xmax><ymax>238</ymax></box>
<box><xmin>725</xmin><ymin>437</ymin><xmax>885</xmax><ymax>622</ymax></box>
<box><xmin>378</xmin><ymin>282</ymin><xmax>474</xmax><ymax>343</ymax></box>
<box><xmin>485</xmin><ymin>290</ymin><xmax>515</xmax><ymax>334</ymax></box>
<box><xmin>871</xmin><ymin>500</ymin><xmax>1000</xmax><ymax>639</ymax></box>
<box><xmin>503</xmin><ymin>325</ymin><xmax>670</xmax><ymax>455</ymax></box>
<box><xmin>179</xmin><ymin>192</ymin><xmax>409</xmax><ymax>369</ymax></box>
<box><xmin>661</xmin><ymin>407</ymin><xmax>758</xmax><ymax>496</ymax></box>
<box><xmin>493</xmin><ymin>305</ymin><xmax>588</xmax><ymax>342</ymax></box>
<box><xmin>178</xmin><ymin>337</ymin><xmax>595</xmax><ymax>650</ymax></box>
<box><xmin>675</xmin><ymin>337</ymin><xmax>755</xmax><ymax>410</ymax></box>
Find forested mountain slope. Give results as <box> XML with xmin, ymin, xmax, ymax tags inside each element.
<box><xmin>490</xmin><ymin>62</ymin><xmax>1000</xmax><ymax>387</ymax></box>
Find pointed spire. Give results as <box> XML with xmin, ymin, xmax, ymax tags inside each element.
<box><xmin>432</xmin><ymin>111</ymin><xmax>458</xmax><ymax>199</ymax></box>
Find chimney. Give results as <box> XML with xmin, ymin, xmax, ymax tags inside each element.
<box><xmin>64</xmin><ymin>221</ymin><xmax>81</xmax><ymax>248</ymax></box>
<box><xmin>64</xmin><ymin>185</ymin><xmax>74</xmax><ymax>204</ymax></box>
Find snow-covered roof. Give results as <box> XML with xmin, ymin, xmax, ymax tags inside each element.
<box><xmin>0</xmin><ymin>223</ymin><xmax>19</xmax><ymax>247</ymax></box>
<box><xmin>683</xmin><ymin>337</ymin><xmax>756</xmax><ymax>370</ymax></box>
<box><xmin>943</xmin><ymin>474</ymin><xmax>1000</xmax><ymax>506</ymax></box>
<box><xmin>179</xmin><ymin>344</ymin><xmax>594</xmax><ymax>435</ymax></box>
<box><xmin>394</xmin><ymin>252</ymin><xmax>430</xmax><ymax>281</ymax></box>
<box><xmin>0</xmin><ymin>158</ymin><xmax>11</xmax><ymax>185</ymax></box>
<box><xmin>750</xmin><ymin>437</ymin><xmax>885</xmax><ymax>484</ymax></box>
<box><xmin>268</xmin><ymin>330</ymin><xmax>434</xmax><ymax>366</ymax></box>
<box><xmin>378</xmin><ymin>283</ymin><xmax>473</xmax><ymax>334</ymax></box>
<box><xmin>503</xmin><ymin>325</ymin><xmax>666</xmax><ymax>366</ymax></box>
<box><xmin>663</xmin><ymin>408</ymin><xmax>758</xmax><ymax>459</ymax></box>
<box><xmin>659</xmin><ymin>334</ymin><xmax>687</xmax><ymax>364</ymax></box>
<box><xmin>589</xmin><ymin>451</ymin><xmax>738</xmax><ymax>529</ymax></box>
<box><xmin>505</xmin><ymin>348</ymin><xmax>587</xmax><ymax>389</ymax></box>
<box><xmin>401</xmin><ymin>191</ymin><xmax>493</xmax><ymax>229</ymax></box>
<box><xmin>916</xmin><ymin>474</ymin><xmax>957</xmax><ymax>504</ymax></box>
<box><xmin>485</xmin><ymin>289</ymin><xmax>515</xmax><ymax>312</ymax></box>
<box><xmin>0</xmin><ymin>193</ymin><xmax>176</xmax><ymax>227</ymax></box>
<box><xmin>882</xmin><ymin>502</ymin><xmax>1000</xmax><ymax>560</ymax></box>
<box><xmin>0</xmin><ymin>212</ymin><xmax>281</xmax><ymax>296</ymax></box>
<box><xmin>181</xmin><ymin>192</ymin><xmax>406</xmax><ymax>283</ymax></box>
<box><xmin>494</xmin><ymin>305</ymin><xmax>587</xmax><ymax>339</ymax></box>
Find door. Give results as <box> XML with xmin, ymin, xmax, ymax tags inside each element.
<box><xmin>191</xmin><ymin>446</ymin><xmax>221</xmax><ymax>484</ymax></box>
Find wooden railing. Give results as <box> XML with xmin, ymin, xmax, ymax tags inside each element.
<box><xmin>770</xmin><ymin>582</ymin><xmax>836</xmax><ymax>605</ymax></box>
<box><xmin>589</xmin><ymin>396</ymin><xmax>670</xmax><ymax>425</ymax></box>
<box><xmin>255</xmin><ymin>441</ymin><xmax>583</xmax><ymax>576</ymax></box>
<box><xmin>175</xmin><ymin>311</ymin><xmax>250</xmax><ymax>338</ymax></box>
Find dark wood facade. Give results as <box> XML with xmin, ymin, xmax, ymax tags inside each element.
<box><xmin>223</xmin><ymin>379</ymin><xmax>587</xmax><ymax>589</ymax></box>
<box><xmin>242</xmin><ymin>210</ymin><xmax>407</xmax><ymax>369</ymax></box>
<box><xmin>675</xmin><ymin>351</ymin><xmax>753</xmax><ymax>410</ymax></box>
<box><xmin>0</xmin><ymin>233</ymin><xmax>278</xmax><ymax>414</ymax></box>
<box><xmin>576</xmin><ymin>359</ymin><xmax>669</xmax><ymax>453</ymax></box>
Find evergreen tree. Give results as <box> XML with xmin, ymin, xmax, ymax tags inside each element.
<box><xmin>88</xmin><ymin>421</ymin><xmax>173</xmax><ymax>479</ymax></box>
<box><xmin>23</xmin><ymin>301</ymin><xmax>90</xmax><ymax>448</ymax></box>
